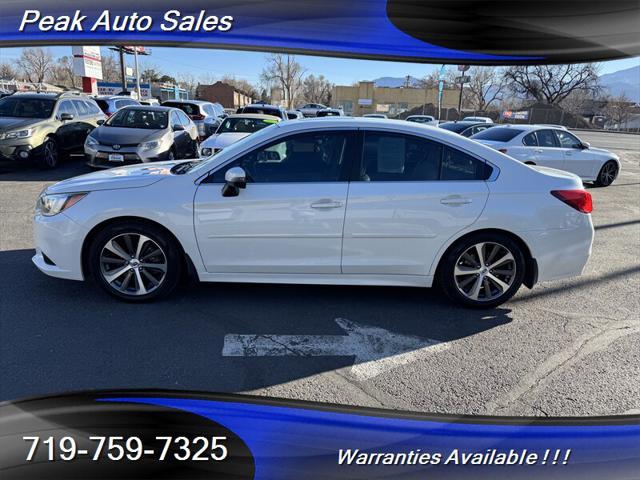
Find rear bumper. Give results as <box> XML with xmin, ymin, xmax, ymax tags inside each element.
<box><xmin>518</xmin><ymin>215</ymin><xmax>594</xmax><ymax>283</ymax></box>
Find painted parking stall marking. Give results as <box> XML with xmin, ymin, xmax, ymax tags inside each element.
<box><xmin>222</xmin><ymin>317</ymin><xmax>448</xmax><ymax>380</ymax></box>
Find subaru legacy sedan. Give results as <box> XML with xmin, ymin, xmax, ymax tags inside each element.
<box><xmin>34</xmin><ymin>118</ymin><xmax>593</xmax><ymax>308</ymax></box>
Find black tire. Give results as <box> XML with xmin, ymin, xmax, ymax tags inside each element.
<box><xmin>438</xmin><ymin>232</ymin><xmax>526</xmax><ymax>309</ymax></box>
<box><xmin>37</xmin><ymin>137</ymin><xmax>59</xmax><ymax>169</ymax></box>
<box><xmin>191</xmin><ymin>139</ymin><xmax>200</xmax><ymax>158</ymax></box>
<box><xmin>89</xmin><ymin>221</ymin><xmax>182</xmax><ymax>302</ymax></box>
<box><xmin>594</xmin><ymin>160</ymin><xmax>618</xmax><ymax>187</ymax></box>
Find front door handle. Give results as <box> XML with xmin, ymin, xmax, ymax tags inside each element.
<box><xmin>311</xmin><ymin>199</ymin><xmax>343</xmax><ymax>209</ymax></box>
<box><xmin>440</xmin><ymin>195</ymin><xmax>472</xmax><ymax>206</ymax></box>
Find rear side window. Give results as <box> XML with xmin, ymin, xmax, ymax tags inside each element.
<box><xmin>164</xmin><ymin>102</ymin><xmax>199</xmax><ymax>116</ymax></box>
<box><xmin>359</xmin><ymin>132</ymin><xmax>491</xmax><ymax>182</ymax></box>
<box><xmin>176</xmin><ymin>110</ymin><xmax>191</xmax><ymax>126</ymax></box>
<box><xmin>84</xmin><ymin>100</ymin><xmax>101</xmax><ymax>115</ymax></box>
<box><xmin>522</xmin><ymin>132</ymin><xmax>538</xmax><ymax>146</ymax></box>
<box><xmin>536</xmin><ymin>130</ymin><xmax>558</xmax><ymax>147</ymax></box>
<box><xmin>471</xmin><ymin>127</ymin><xmax>523</xmax><ymax>142</ymax></box>
<box><xmin>72</xmin><ymin>100</ymin><xmax>89</xmax><ymax>116</ymax></box>
<box><xmin>57</xmin><ymin>100</ymin><xmax>76</xmax><ymax>116</ymax></box>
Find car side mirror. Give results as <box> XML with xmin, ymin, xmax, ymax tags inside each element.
<box><xmin>173</xmin><ymin>124</ymin><xmax>185</xmax><ymax>131</ymax></box>
<box><xmin>580</xmin><ymin>142</ymin><xmax>590</xmax><ymax>149</ymax></box>
<box><xmin>96</xmin><ymin>119</ymin><xmax>105</xmax><ymax>126</ymax></box>
<box><xmin>60</xmin><ymin>112</ymin><xmax>74</xmax><ymax>121</ymax></box>
<box><xmin>221</xmin><ymin>166</ymin><xmax>247</xmax><ymax>197</ymax></box>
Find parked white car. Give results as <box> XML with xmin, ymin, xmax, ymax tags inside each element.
<box><xmin>33</xmin><ymin>118</ymin><xmax>594</xmax><ymax>308</ymax></box>
<box><xmin>406</xmin><ymin>115</ymin><xmax>438</xmax><ymax>126</ymax></box>
<box><xmin>363</xmin><ymin>113</ymin><xmax>388</xmax><ymax>119</ymax></box>
<box><xmin>463</xmin><ymin>116</ymin><xmax>493</xmax><ymax>123</ymax></box>
<box><xmin>471</xmin><ymin>125</ymin><xmax>620</xmax><ymax>187</ymax></box>
<box><xmin>199</xmin><ymin>114</ymin><xmax>281</xmax><ymax>157</ymax></box>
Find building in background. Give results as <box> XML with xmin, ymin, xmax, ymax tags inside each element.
<box><xmin>196</xmin><ymin>82</ymin><xmax>254</xmax><ymax>109</ymax></box>
<box><xmin>332</xmin><ymin>81</ymin><xmax>458</xmax><ymax>117</ymax></box>
<box><xmin>151</xmin><ymin>82</ymin><xmax>189</xmax><ymax>102</ymax></box>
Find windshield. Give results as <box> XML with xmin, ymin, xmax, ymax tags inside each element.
<box><xmin>407</xmin><ymin>117</ymin><xmax>433</xmax><ymax>123</ymax></box>
<box><xmin>472</xmin><ymin>127</ymin><xmax>524</xmax><ymax>142</ymax></box>
<box><xmin>217</xmin><ymin>117</ymin><xmax>278</xmax><ymax>134</ymax></box>
<box><xmin>439</xmin><ymin>122</ymin><xmax>473</xmax><ymax>133</ymax></box>
<box><xmin>163</xmin><ymin>102</ymin><xmax>200</xmax><ymax>116</ymax></box>
<box><xmin>106</xmin><ymin>109</ymin><xmax>168</xmax><ymax>129</ymax></box>
<box><xmin>241</xmin><ymin>106</ymin><xmax>280</xmax><ymax>116</ymax></box>
<box><xmin>0</xmin><ymin>97</ymin><xmax>55</xmax><ymax>118</ymax></box>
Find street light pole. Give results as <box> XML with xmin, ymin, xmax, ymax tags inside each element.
<box><xmin>133</xmin><ymin>48</ymin><xmax>141</xmax><ymax>100</ymax></box>
<box><xmin>118</xmin><ymin>47</ymin><xmax>127</xmax><ymax>93</ymax></box>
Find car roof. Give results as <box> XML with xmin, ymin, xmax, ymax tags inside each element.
<box><xmin>227</xmin><ymin>113</ymin><xmax>282</xmax><ymax>120</ymax></box>
<box><xmin>120</xmin><ymin>105</ymin><xmax>174</xmax><ymax>112</ymax></box>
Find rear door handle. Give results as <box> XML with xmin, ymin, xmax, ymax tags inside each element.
<box><xmin>311</xmin><ymin>199</ymin><xmax>344</xmax><ymax>209</ymax></box>
<box><xmin>440</xmin><ymin>195</ymin><xmax>472</xmax><ymax>206</ymax></box>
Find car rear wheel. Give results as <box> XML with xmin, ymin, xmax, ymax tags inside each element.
<box><xmin>438</xmin><ymin>233</ymin><xmax>525</xmax><ymax>308</ymax></box>
<box><xmin>595</xmin><ymin>160</ymin><xmax>618</xmax><ymax>187</ymax></box>
<box><xmin>89</xmin><ymin>222</ymin><xmax>182</xmax><ymax>301</ymax></box>
<box><xmin>37</xmin><ymin>137</ymin><xmax>59</xmax><ymax>169</ymax></box>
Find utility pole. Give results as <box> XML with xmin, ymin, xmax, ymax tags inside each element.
<box><xmin>118</xmin><ymin>47</ymin><xmax>127</xmax><ymax>93</ymax></box>
<box><xmin>456</xmin><ymin>65</ymin><xmax>470</xmax><ymax>119</ymax></box>
<box><xmin>133</xmin><ymin>48</ymin><xmax>141</xmax><ymax>100</ymax></box>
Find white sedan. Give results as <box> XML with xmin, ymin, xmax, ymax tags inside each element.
<box><xmin>33</xmin><ymin>118</ymin><xmax>594</xmax><ymax>308</ymax></box>
<box><xmin>471</xmin><ymin>125</ymin><xmax>621</xmax><ymax>187</ymax></box>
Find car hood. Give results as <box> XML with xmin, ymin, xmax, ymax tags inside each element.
<box><xmin>202</xmin><ymin>132</ymin><xmax>250</xmax><ymax>149</ymax></box>
<box><xmin>0</xmin><ymin>116</ymin><xmax>42</xmax><ymax>130</ymax></box>
<box><xmin>91</xmin><ymin>126</ymin><xmax>164</xmax><ymax>145</ymax></box>
<box><xmin>46</xmin><ymin>160</ymin><xmax>187</xmax><ymax>194</ymax></box>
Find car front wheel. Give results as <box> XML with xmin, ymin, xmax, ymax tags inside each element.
<box><xmin>37</xmin><ymin>137</ymin><xmax>59</xmax><ymax>169</ymax></box>
<box><xmin>595</xmin><ymin>160</ymin><xmax>618</xmax><ymax>187</ymax></box>
<box><xmin>89</xmin><ymin>221</ymin><xmax>182</xmax><ymax>301</ymax></box>
<box><xmin>438</xmin><ymin>233</ymin><xmax>525</xmax><ymax>308</ymax></box>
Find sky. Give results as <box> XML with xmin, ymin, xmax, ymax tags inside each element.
<box><xmin>0</xmin><ymin>46</ymin><xmax>638</xmax><ymax>86</ymax></box>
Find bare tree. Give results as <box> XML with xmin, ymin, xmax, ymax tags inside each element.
<box><xmin>177</xmin><ymin>72</ymin><xmax>198</xmax><ymax>98</ymax></box>
<box><xmin>302</xmin><ymin>74</ymin><xmax>333</xmax><ymax>105</ymax></box>
<box><xmin>101</xmin><ymin>53</ymin><xmax>121</xmax><ymax>83</ymax></box>
<box><xmin>504</xmin><ymin>64</ymin><xmax>600</xmax><ymax>105</ymax></box>
<box><xmin>602</xmin><ymin>93</ymin><xmax>633</xmax><ymax>128</ymax></box>
<box><xmin>464</xmin><ymin>66</ymin><xmax>507</xmax><ymax>111</ymax></box>
<box><xmin>416</xmin><ymin>71</ymin><xmax>440</xmax><ymax>89</ymax></box>
<box><xmin>49</xmin><ymin>56</ymin><xmax>78</xmax><ymax>88</ymax></box>
<box><xmin>0</xmin><ymin>62</ymin><xmax>19</xmax><ymax>80</ymax></box>
<box><xmin>17</xmin><ymin>48</ymin><xmax>54</xmax><ymax>84</ymax></box>
<box><xmin>260</xmin><ymin>54</ymin><xmax>305</xmax><ymax>109</ymax></box>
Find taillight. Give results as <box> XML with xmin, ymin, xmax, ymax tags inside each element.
<box><xmin>498</xmin><ymin>148</ymin><xmax>508</xmax><ymax>154</ymax></box>
<box><xmin>551</xmin><ymin>190</ymin><xmax>593</xmax><ymax>214</ymax></box>
<box><xmin>191</xmin><ymin>114</ymin><xmax>205</xmax><ymax>120</ymax></box>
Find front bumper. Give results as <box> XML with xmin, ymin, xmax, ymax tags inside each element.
<box><xmin>85</xmin><ymin>144</ymin><xmax>171</xmax><ymax>168</ymax></box>
<box><xmin>32</xmin><ymin>212</ymin><xmax>87</xmax><ymax>281</ymax></box>
<box><xmin>0</xmin><ymin>143</ymin><xmax>34</xmax><ymax>162</ymax></box>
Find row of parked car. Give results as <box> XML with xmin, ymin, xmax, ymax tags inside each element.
<box><xmin>0</xmin><ymin>91</ymin><xmax>620</xmax><ymax>187</ymax></box>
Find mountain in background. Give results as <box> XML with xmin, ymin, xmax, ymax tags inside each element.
<box><xmin>599</xmin><ymin>65</ymin><xmax>640</xmax><ymax>102</ymax></box>
<box><xmin>373</xmin><ymin>65</ymin><xmax>640</xmax><ymax>102</ymax></box>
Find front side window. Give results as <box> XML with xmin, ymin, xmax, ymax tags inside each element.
<box><xmin>176</xmin><ymin>110</ymin><xmax>191</xmax><ymax>126</ymax></box>
<box><xmin>57</xmin><ymin>100</ymin><xmax>76</xmax><ymax>116</ymax></box>
<box><xmin>555</xmin><ymin>130</ymin><xmax>582</xmax><ymax>148</ymax></box>
<box><xmin>209</xmin><ymin>131</ymin><xmax>354</xmax><ymax>183</ymax></box>
<box><xmin>536</xmin><ymin>129</ymin><xmax>558</xmax><ymax>148</ymax></box>
<box><xmin>359</xmin><ymin>132</ymin><xmax>491</xmax><ymax>182</ymax></box>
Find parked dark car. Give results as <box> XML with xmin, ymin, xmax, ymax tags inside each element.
<box><xmin>0</xmin><ymin>91</ymin><xmax>106</xmax><ymax>168</ymax></box>
<box><xmin>162</xmin><ymin>99</ymin><xmax>225</xmax><ymax>139</ymax></box>
<box><xmin>439</xmin><ymin>121</ymin><xmax>496</xmax><ymax>137</ymax></box>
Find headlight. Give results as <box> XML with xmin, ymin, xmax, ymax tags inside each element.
<box><xmin>0</xmin><ymin>129</ymin><xmax>32</xmax><ymax>140</ymax></box>
<box><xmin>200</xmin><ymin>147</ymin><xmax>213</xmax><ymax>157</ymax></box>
<box><xmin>140</xmin><ymin>140</ymin><xmax>160</xmax><ymax>151</ymax></box>
<box><xmin>85</xmin><ymin>136</ymin><xmax>99</xmax><ymax>148</ymax></box>
<box><xmin>36</xmin><ymin>192</ymin><xmax>88</xmax><ymax>217</ymax></box>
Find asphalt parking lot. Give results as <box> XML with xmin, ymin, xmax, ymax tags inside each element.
<box><xmin>1</xmin><ymin>130</ymin><xmax>638</xmax><ymax>416</ymax></box>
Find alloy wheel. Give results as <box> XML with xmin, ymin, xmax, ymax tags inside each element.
<box><xmin>600</xmin><ymin>162</ymin><xmax>617</xmax><ymax>186</ymax></box>
<box><xmin>99</xmin><ymin>233</ymin><xmax>167</xmax><ymax>296</ymax></box>
<box><xmin>44</xmin><ymin>141</ymin><xmax>58</xmax><ymax>167</ymax></box>
<box><xmin>454</xmin><ymin>242</ymin><xmax>516</xmax><ymax>302</ymax></box>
